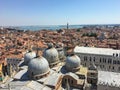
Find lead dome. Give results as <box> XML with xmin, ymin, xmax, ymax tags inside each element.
<box><xmin>65</xmin><ymin>54</ymin><xmax>81</xmax><ymax>72</ymax></box>
<box><xmin>24</xmin><ymin>51</ymin><xmax>36</xmax><ymax>65</ymax></box>
<box><xmin>43</xmin><ymin>43</ymin><xmax>59</xmax><ymax>67</ymax></box>
<box><xmin>28</xmin><ymin>56</ymin><xmax>50</xmax><ymax>79</ymax></box>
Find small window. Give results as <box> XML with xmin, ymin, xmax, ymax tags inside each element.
<box><xmin>112</xmin><ymin>66</ymin><xmax>114</xmax><ymax>70</ymax></box>
<box><xmin>71</xmin><ymin>80</ymin><xmax>73</xmax><ymax>84</ymax></box>
<box><xmin>108</xmin><ymin>58</ymin><xmax>112</xmax><ymax>64</ymax></box>
<box><xmin>113</xmin><ymin>53</ymin><xmax>115</xmax><ymax>56</ymax></box>
<box><xmin>104</xmin><ymin>59</ymin><xmax>106</xmax><ymax>63</ymax></box>
<box><xmin>116</xmin><ymin>53</ymin><xmax>118</xmax><ymax>57</ymax></box>
<box><xmin>108</xmin><ymin>59</ymin><xmax>109</xmax><ymax>63</ymax></box>
<box><xmin>84</xmin><ymin>56</ymin><xmax>87</xmax><ymax>61</ymax></box>
<box><xmin>90</xmin><ymin>57</ymin><xmax>92</xmax><ymax>61</ymax></box>
<box><xmin>93</xmin><ymin>57</ymin><xmax>95</xmax><ymax>62</ymax></box>
<box><xmin>100</xmin><ymin>58</ymin><xmax>101</xmax><ymax>62</ymax></box>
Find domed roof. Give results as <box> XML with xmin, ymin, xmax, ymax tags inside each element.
<box><xmin>65</xmin><ymin>54</ymin><xmax>81</xmax><ymax>72</ymax></box>
<box><xmin>28</xmin><ymin>56</ymin><xmax>50</xmax><ymax>77</ymax></box>
<box><xmin>43</xmin><ymin>47</ymin><xmax>59</xmax><ymax>65</ymax></box>
<box><xmin>24</xmin><ymin>51</ymin><xmax>36</xmax><ymax>65</ymax></box>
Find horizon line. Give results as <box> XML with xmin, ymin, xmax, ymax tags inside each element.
<box><xmin>1</xmin><ymin>23</ymin><xmax>120</xmax><ymax>27</ymax></box>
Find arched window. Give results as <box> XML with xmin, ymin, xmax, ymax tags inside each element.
<box><xmin>93</xmin><ymin>57</ymin><xmax>95</xmax><ymax>62</ymax></box>
<box><xmin>64</xmin><ymin>78</ymin><xmax>67</xmax><ymax>82</ymax></box>
<box><xmin>84</xmin><ymin>56</ymin><xmax>87</xmax><ymax>61</ymax></box>
<box><xmin>116</xmin><ymin>53</ymin><xmax>118</xmax><ymax>57</ymax></box>
<box><xmin>108</xmin><ymin>58</ymin><xmax>112</xmax><ymax>64</ymax></box>
<box><xmin>71</xmin><ymin>80</ymin><xmax>73</xmax><ymax>84</ymax></box>
<box><xmin>112</xmin><ymin>66</ymin><xmax>114</xmax><ymax>70</ymax></box>
<box><xmin>90</xmin><ymin>57</ymin><xmax>92</xmax><ymax>61</ymax></box>
<box><xmin>100</xmin><ymin>58</ymin><xmax>101</xmax><ymax>62</ymax></box>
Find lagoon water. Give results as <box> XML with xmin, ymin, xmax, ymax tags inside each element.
<box><xmin>10</xmin><ymin>25</ymin><xmax>83</xmax><ymax>31</ymax></box>
<box><xmin>5</xmin><ymin>24</ymin><xmax>119</xmax><ymax>31</ymax></box>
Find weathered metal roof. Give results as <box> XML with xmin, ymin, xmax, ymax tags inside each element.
<box><xmin>14</xmin><ymin>69</ymin><xmax>29</xmax><ymax>80</ymax></box>
<box><xmin>2</xmin><ymin>81</ymin><xmax>52</xmax><ymax>90</ymax></box>
<box><xmin>44</xmin><ymin>73</ymin><xmax>62</xmax><ymax>86</ymax></box>
<box><xmin>24</xmin><ymin>51</ymin><xmax>36</xmax><ymax>65</ymax></box>
<box><xmin>43</xmin><ymin>47</ymin><xmax>59</xmax><ymax>64</ymax></box>
<box><xmin>65</xmin><ymin>55</ymin><xmax>81</xmax><ymax>70</ymax></box>
<box><xmin>28</xmin><ymin>56</ymin><xmax>50</xmax><ymax>76</ymax></box>
<box><xmin>27</xmin><ymin>81</ymin><xmax>52</xmax><ymax>90</ymax></box>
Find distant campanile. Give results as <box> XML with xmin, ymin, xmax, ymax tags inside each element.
<box><xmin>67</xmin><ymin>22</ymin><xmax>69</xmax><ymax>30</ymax></box>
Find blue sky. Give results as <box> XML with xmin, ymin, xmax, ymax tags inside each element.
<box><xmin>0</xmin><ymin>0</ymin><xmax>120</xmax><ymax>26</ymax></box>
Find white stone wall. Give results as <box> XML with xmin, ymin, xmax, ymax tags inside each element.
<box><xmin>97</xmin><ymin>84</ymin><xmax>120</xmax><ymax>90</ymax></box>
<box><xmin>76</xmin><ymin>53</ymin><xmax>120</xmax><ymax>72</ymax></box>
